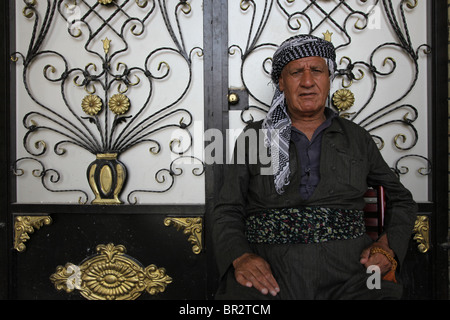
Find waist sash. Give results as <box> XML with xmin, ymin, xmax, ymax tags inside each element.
<box><xmin>245</xmin><ymin>207</ymin><xmax>365</xmax><ymax>244</ymax></box>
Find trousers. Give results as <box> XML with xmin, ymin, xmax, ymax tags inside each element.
<box><xmin>214</xmin><ymin>234</ymin><xmax>402</xmax><ymax>300</ymax></box>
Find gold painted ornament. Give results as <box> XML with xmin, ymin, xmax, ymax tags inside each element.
<box><xmin>98</xmin><ymin>0</ymin><xmax>114</xmax><ymax>5</ymax></box>
<box><xmin>164</xmin><ymin>217</ymin><xmax>203</xmax><ymax>254</ymax></box>
<box><xmin>50</xmin><ymin>243</ymin><xmax>172</xmax><ymax>300</ymax></box>
<box><xmin>81</xmin><ymin>95</ymin><xmax>102</xmax><ymax>116</ymax></box>
<box><xmin>87</xmin><ymin>153</ymin><xmax>126</xmax><ymax>205</ymax></box>
<box><xmin>332</xmin><ymin>88</ymin><xmax>355</xmax><ymax>112</ymax></box>
<box><xmin>14</xmin><ymin>215</ymin><xmax>52</xmax><ymax>252</ymax></box>
<box><xmin>109</xmin><ymin>93</ymin><xmax>130</xmax><ymax>115</ymax></box>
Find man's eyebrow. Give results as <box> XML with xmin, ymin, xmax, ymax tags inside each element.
<box><xmin>290</xmin><ymin>64</ymin><xmax>325</xmax><ymax>71</ymax></box>
<box><xmin>290</xmin><ymin>66</ymin><xmax>304</xmax><ymax>72</ymax></box>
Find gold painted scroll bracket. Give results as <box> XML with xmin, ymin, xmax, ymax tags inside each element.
<box><xmin>14</xmin><ymin>215</ymin><xmax>52</xmax><ymax>252</ymax></box>
<box><xmin>413</xmin><ymin>215</ymin><xmax>430</xmax><ymax>254</ymax></box>
<box><xmin>50</xmin><ymin>243</ymin><xmax>172</xmax><ymax>300</ymax></box>
<box><xmin>164</xmin><ymin>217</ymin><xmax>203</xmax><ymax>255</ymax></box>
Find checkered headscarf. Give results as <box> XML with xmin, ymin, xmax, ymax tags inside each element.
<box><xmin>262</xmin><ymin>34</ymin><xmax>336</xmax><ymax>195</ymax></box>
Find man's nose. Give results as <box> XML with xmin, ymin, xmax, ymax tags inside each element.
<box><xmin>299</xmin><ymin>70</ymin><xmax>315</xmax><ymax>88</ymax></box>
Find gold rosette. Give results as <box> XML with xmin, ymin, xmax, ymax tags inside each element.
<box><xmin>108</xmin><ymin>93</ymin><xmax>130</xmax><ymax>115</ymax></box>
<box><xmin>332</xmin><ymin>89</ymin><xmax>355</xmax><ymax>112</ymax></box>
<box><xmin>81</xmin><ymin>95</ymin><xmax>103</xmax><ymax>116</ymax></box>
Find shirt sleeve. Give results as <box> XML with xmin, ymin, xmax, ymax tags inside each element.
<box><xmin>365</xmin><ymin>132</ymin><xmax>418</xmax><ymax>266</ymax></box>
<box><xmin>211</xmin><ymin>133</ymin><xmax>254</xmax><ymax>279</ymax></box>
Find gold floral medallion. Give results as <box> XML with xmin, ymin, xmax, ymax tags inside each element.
<box><xmin>81</xmin><ymin>95</ymin><xmax>102</xmax><ymax>116</ymax></box>
<box><xmin>332</xmin><ymin>88</ymin><xmax>355</xmax><ymax>112</ymax></box>
<box><xmin>108</xmin><ymin>93</ymin><xmax>130</xmax><ymax>115</ymax></box>
<box><xmin>50</xmin><ymin>243</ymin><xmax>172</xmax><ymax>300</ymax></box>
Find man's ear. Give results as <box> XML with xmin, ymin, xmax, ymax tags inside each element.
<box><xmin>278</xmin><ymin>76</ymin><xmax>284</xmax><ymax>92</ymax></box>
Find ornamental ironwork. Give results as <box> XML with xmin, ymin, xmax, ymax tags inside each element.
<box><xmin>12</xmin><ymin>0</ymin><xmax>204</xmax><ymax>204</ymax></box>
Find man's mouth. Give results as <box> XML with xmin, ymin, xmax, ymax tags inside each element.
<box><xmin>299</xmin><ymin>92</ymin><xmax>316</xmax><ymax>97</ymax></box>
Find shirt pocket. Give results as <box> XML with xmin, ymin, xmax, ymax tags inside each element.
<box><xmin>248</xmin><ymin>163</ymin><xmax>274</xmax><ymax>196</ymax></box>
<box><xmin>333</xmin><ymin>148</ymin><xmax>368</xmax><ymax>192</ymax></box>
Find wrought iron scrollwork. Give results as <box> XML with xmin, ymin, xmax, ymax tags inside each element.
<box><xmin>392</xmin><ymin>154</ymin><xmax>432</xmax><ymax>178</ymax></box>
<box><xmin>276</xmin><ymin>0</ymin><xmax>371</xmax><ymax>48</ymax></box>
<box><xmin>347</xmin><ymin>1</ymin><xmax>431</xmax><ymax>151</ymax></box>
<box><xmin>127</xmin><ymin>155</ymin><xmax>205</xmax><ymax>204</ymax></box>
<box><xmin>12</xmin><ymin>0</ymin><xmax>204</xmax><ymax>204</ymax></box>
<box><xmin>13</xmin><ymin>157</ymin><xmax>89</xmax><ymax>203</ymax></box>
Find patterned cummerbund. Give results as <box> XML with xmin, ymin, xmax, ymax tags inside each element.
<box><xmin>245</xmin><ymin>207</ymin><xmax>366</xmax><ymax>244</ymax></box>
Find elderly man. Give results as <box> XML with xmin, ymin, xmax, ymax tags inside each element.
<box><xmin>212</xmin><ymin>34</ymin><xmax>417</xmax><ymax>299</ymax></box>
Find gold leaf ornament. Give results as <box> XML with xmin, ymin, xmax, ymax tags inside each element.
<box><xmin>322</xmin><ymin>30</ymin><xmax>333</xmax><ymax>42</ymax></box>
<box><xmin>102</xmin><ymin>38</ymin><xmax>111</xmax><ymax>55</ymax></box>
<box><xmin>81</xmin><ymin>95</ymin><xmax>103</xmax><ymax>116</ymax></box>
<box><xmin>164</xmin><ymin>217</ymin><xmax>203</xmax><ymax>254</ymax></box>
<box><xmin>413</xmin><ymin>216</ymin><xmax>429</xmax><ymax>253</ymax></box>
<box><xmin>109</xmin><ymin>94</ymin><xmax>130</xmax><ymax>115</ymax></box>
<box><xmin>332</xmin><ymin>89</ymin><xmax>355</xmax><ymax>112</ymax></box>
<box><xmin>14</xmin><ymin>215</ymin><xmax>52</xmax><ymax>252</ymax></box>
<box><xmin>98</xmin><ymin>0</ymin><xmax>114</xmax><ymax>4</ymax></box>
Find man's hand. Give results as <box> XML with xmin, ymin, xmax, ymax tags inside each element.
<box><xmin>359</xmin><ymin>234</ymin><xmax>395</xmax><ymax>275</ymax></box>
<box><xmin>233</xmin><ymin>253</ymin><xmax>280</xmax><ymax>296</ymax></box>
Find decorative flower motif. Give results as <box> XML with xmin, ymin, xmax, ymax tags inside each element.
<box><xmin>83</xmin><ymin>261</ymin><xmax>142</xmax><ymax>300</ymax></box>
<box><xmin>109</xmin><ymin>94</ymin><xmax>130</xmax><ymax>115</ymax></box>
<box><xmin>98</xmin><ymin>0</ymin><xmax>114</xmax><ymax>5</ymax></box>
<box><xmin>332</xmin><ymin>89</ymin><xmax>355</xmax><ymax>112</ymax></box>
<box><xmin>81</xmin><ymin>95</ymin><xmax>102</xmax><ymax>116</ymax></box>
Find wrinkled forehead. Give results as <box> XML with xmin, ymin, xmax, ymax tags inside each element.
<box><xmin>282</xmin><ymin>56</ymin><xmax>329</xmax><ymax>70</ymax></box>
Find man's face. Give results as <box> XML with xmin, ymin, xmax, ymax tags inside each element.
<box><xmin>278</xmin><ymin>56</ymin><xmax>330</xmax><ymax>119</ymax></box>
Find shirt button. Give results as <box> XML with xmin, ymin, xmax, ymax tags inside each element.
<box><xmin>328</xmin><ymin>189</ymin><xmax>335</xmax><ymax>195</ymax></box>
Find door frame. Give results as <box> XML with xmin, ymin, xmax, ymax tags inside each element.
<box><xmin>0</xmin><ymin>0</ymin><xmax>14</xmax><ymax>300</ymax></box>
<box><xmin>203</xmin><ymin>0</ymin><xmax>229</xmax><ymax>299</ymax></box>
<box><xmin>428</xmin><ymin>0</ymin><xmax>448</xmax><ymax>300</ymax></box>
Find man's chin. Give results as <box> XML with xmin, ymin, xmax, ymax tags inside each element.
<box><xmin>288</xmin><ymin>104</ymin><xmax>325</xmax><ymax>117</ymax></box>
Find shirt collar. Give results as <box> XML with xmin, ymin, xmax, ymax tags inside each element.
<box><xmin>291</xmin><ymin>107</ymin><xmax>337</xmax><ymax>138</ymax></box>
